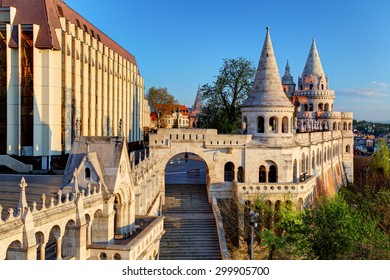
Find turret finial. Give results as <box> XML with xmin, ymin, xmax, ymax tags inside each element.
<box><xmin>17</xmin><ymin>177</ymin><xmax>28</xmax><ymax>210</ymax></box>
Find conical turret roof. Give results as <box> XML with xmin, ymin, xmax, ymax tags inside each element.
<box><xmin>243</xmin><ymin>27</ymin><xmax>293</xmax><ymax>108</ymax></box>
<box><xmin>302</xmin><ymin>38</ymin><xmax>325</xmax><ymax>79</ymax></box>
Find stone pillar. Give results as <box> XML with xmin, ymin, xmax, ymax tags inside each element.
<box><xmin>39</xmin><ymin>243</ymin><xmax>45</xmax><ymax>260</ymax></box>
<box><xmin>56</xmin><ymin>237</ymin><xmax>62</xmax><ymax>260</ymax></box>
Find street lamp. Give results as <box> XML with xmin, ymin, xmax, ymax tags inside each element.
<box><xmin>249</xmin><ymin>210</ymin><xmax>259</xmax><ymax>260</ymax></box>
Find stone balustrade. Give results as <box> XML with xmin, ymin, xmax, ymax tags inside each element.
<box><xmin>235</xmin><ymin>175</ymin><xmax>317</xmax><ymax>199</ymax></box>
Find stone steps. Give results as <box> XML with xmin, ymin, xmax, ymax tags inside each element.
<box><xmin>160</xmin><ymin>184</ymin><xmax>221</xmax><ymax>260</ymax></box>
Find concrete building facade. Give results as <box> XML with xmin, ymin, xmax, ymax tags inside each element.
<box><xmin>0</xmin><ymin>0</ymin><xmax>149</xmax><ymax>169</ymax></box>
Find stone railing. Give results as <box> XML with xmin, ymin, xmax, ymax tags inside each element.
<box><xmin>235</xmin><ymin>175</ymin><xmax>317</xmax><ymax>198</ymax></box>
<box><xmin>88</xmin><ymin>215</ymin><xmax>164</xmax><ymax>260</ymax></box>
<box><xmin>149</xmin><ymin>128</ymin><xmax>252</xmax><ymax>149</ymax></box>
<box><xmin>295</xmin><ymin>130</ymin><xmax>341</xmax><ymax>143</ymax></box>
<box><xmin>293</xmin><ymin>89</ymin><xmax>334</xmax><ymax>97</ymax></box>
<box><xmin>211</xmin><ymin>196</ymin><xmax>231</xmax><ymax>260</ymax></box>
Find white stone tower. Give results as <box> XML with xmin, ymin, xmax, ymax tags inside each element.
<box><xmin>241</xmin><ymin>27</ymin><xmax>295</xmax><ymax>142</ymax></box>
<box><xmin>294</xmin><ymin>38</ymin><xmax>335</xmax><ymax>114</ymax></box>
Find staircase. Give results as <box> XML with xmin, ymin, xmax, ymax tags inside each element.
<box><xmin>159</xmin><ymin>184</ymin><xmax>222</xmax><ymax>260</ymax></box>
<box><xmin>0</xmin><ymin>155</ymin><xmax>33</xmax><ymax>173</ymax></box>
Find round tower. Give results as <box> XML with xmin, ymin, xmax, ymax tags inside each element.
<box><xmin>241</xmin><ymin>27</ymin><xmax>295</xmax><ymax>141</ymax></box>
<box><xmin>293</xmin><ymin>38</ymin><xmax>335</xmax><ymax>115</ymax></box>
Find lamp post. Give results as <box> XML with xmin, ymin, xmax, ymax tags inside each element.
<box><xmin>249</xmin><ymin>210</ymin><xmax>259</xmax><ymax>260</ymax></box>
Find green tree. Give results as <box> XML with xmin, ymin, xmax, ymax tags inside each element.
<box><xmin>146</xmin><ymin>87</ymin><xmax>178</xmax><ymax>128</ymax></box>
<box><xmin>370</xmin><ymin>138</ymin><xmax>390</xmax><ymax>176</ymax></box>
<box><xmin>257</xmin><ymin>195</ymin><xmax>390</xmax><ymax>259</ymax></box>
<box><xmin>198</xmin><ymin>57</ymin><xmax>255</xmax><ymax>133</ymax></box>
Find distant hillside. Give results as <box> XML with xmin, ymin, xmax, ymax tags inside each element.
<box><xmin>354</xmin><ymin>120</ymin><xmax>390</xmax><ymax>136</ymax></box>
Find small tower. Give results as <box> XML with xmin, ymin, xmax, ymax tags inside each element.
<box><xmin>293</xmin><ymin>38</ymin><xmax>335</xmax><ymax>115</ymax></box>
<box><xmin>281</xmin><ymin>60</ymin><xmax>296</xmax><ymax>98</ymax></box>
<box><xmin>241</xmin><ymin>27</ymin><xmax>295</xmax><ymax>141</ymax></box>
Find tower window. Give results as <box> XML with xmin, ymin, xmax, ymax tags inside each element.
<box><xmin>85</xmin><ymin>168</ymin><xmax>91</xmax><ymax>180</ymax></box>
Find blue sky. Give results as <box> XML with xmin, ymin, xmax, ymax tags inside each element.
<box><xmin>65</xmin><ymin>0</ymin><xmax>390</xmax><ymax>121</ymax></box>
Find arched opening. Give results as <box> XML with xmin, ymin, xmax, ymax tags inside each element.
<box><xmin>343</xmin><ymin>122</ymin><xmax>347</xmax><ymax>130</ymax></box>
<box><xmin>62</xmin><ymin>220</ymin><xmax>77</xmax><ymax>259</ymax></box>
<box><xmin>165</xmin><ymin>152</ymin><xmax>207</xmax><ymax>185</ymax></box>
<box><xmin>346</xmin><ymin>145</ymin><xmax>350</xmax><ymax>153</ymax></box>
<box><xmin>293</xmin><ymin>159</ymin><xmax>298</xmax><ymax>183</ymax></box>
<box><xmin>224</xmin><ymin>162</ymin><xmax>235</xmax><ymax>182</ymax></box>
<box><xmin>85</xmin><ymin>167</ymin><xmax>91</xmax><ymax>180</ymax></box>
<box><xmin>321</xmin><ymin>84</ymin><xmax>324</xmax><ymax>90</ymax></box>
<box><xmin>333</xmin><ymin>122</ymin><xmax>337</xmax><ymax>131</ymax></box>
<box><xmin>268</xmin><ymin>165</ymin><xmax>277</xmax><ymax>183</ymax></box>
<box><xmin>301</xmin><ymin>153</ymin><xmax>306</xmax><ymax>175</ymax></box>
<box><xmin>318</xmin><ymin>103</ymin><xmax>323</xmax><ymax>111</ymax></box>
<box><xmin>338</xmin><ymin>122</ymin><xmax>341</xmax><ymax>130</ymax></box>
<box><xmin>309</xmin><ymin>103</ymin><xmax>313</xmax><ymax>111</ymax></box>
<box><xmin>113</xmin><ymin>253</ymin><xmax>121</xmax><ymax>260</ymax></box>
<box><xmin>259</xmin><ymin>165</ymin><xmax>266</xmax><ymax>183</ymax></box>
<box><xmin>282</xmin><ymin>117</ymin><xmax>288</xmax><ymax>133</ymax></box>
<box><xmin>312</xmin><ymin>155</ymin><xmax>315</xmax><ymax>173</ymax></box>
<box><xmin>5</xmin><ymin>240</ymin><xmax>22</xmax><ymax>260</ymax></box>
<box><xmin>242</xmin><ymin>116</ymin><xmax>248</xmax><ymax>134</ymax></box>
<box><xmin>304</xmin><ymin>104</ymin><xmax>308</xmax><ymax>111</ymax></box>
<box><xmin>268</xmin><ymin>117</ymin><xmax>277</xmax><ymax>133</ymax></box>
<box><xmin>162</xmin><ymin>152</ymin><xmax>216</xmax><ymax>260</ymax></box>
<box><xmin>324</xmin><ymin>103</ymin><xmax>329</xmax><ymax>111</ymax></box>
<box><xmin>257</xmin><ymin>116</ymin><xmax>265</xmax><ymax>133</ymax></box>
<box><xmin>35</xmin><ymin>232</ymin><xmax>45</xmax><ymax>260</ymax></box>
<box><xmin>348</xmin><ymin>122</ymin><xmax>352</xmax><ymax>130</ymax></box>
<box><xmin>92</xmin><ymin>209</ymin><xmax>105</xmax><ymax>243</ymax></box>
<box><xmin>309</xmin><ymin>83</ymin><xmax>313</xmax><ymax>90</ymax></box>
<box><xmin>46</xmin><ymin>226</ymin><xmax>61</xmax><ymax>260</ymax></box>
<box><xmin>237</xmin><ymin>166</ymin><xmax>244</xmax><ymax>183</ymax></box>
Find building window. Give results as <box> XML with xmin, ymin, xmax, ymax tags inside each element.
<box><xmin>346</xmin><ymin>145</ymin><xmax>350</xmax><ymax>153</ymax></box>
<box><xmin>269</xmin><ymin>117</ymin><xmax>277</xmax><ymax>133</ymax></box>
<box><xmin>282</xmin><ymin>117</ymin><xmax>288</xmax><ymax>133</ymax></box>
<box><xmin>237</xmin><ymin>166</ymin><xmax>244</xmax><ymax>183</ymax></box>
<box><xmin>259</xmin><ymin>166</ymin><xmax>266</xmax><ymax>183</ymax></box>
<box><xmin>85</xmin><ymin>168</ymin><xmax>91</xmax><ymax>180</ymax></box>
<box><xmin>257</xmin><ymin>116</ymin><xmax>264</xmax><ymax>133</ymax></box>
<box><xmin>224</xmin><ymin>162</ymin><xmax>235</xmax><ymax>182</ymax></box>
<box><xmin>268</xmin><ymin>165</ymin><xmax>277</xmax><ymax>183</ymax></box>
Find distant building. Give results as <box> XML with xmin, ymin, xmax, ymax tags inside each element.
<box><xmin>152</xmin><ymin>104</ymin><xmax>190</xmax><ymax>129</ymax></box>
<box><xmin>0</xmin><ymin>0</ymin><xmax>149</xmax><ymax>169</ymax></box>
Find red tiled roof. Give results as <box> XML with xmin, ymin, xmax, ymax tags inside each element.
<box><xmin>0</xmin><ymin>0</ymin><xmax>137</xmax><ymax>66</ymax></box>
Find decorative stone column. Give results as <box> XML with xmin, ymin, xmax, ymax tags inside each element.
<box><xmin>56</xmin><ymin>237</ymin><xmax>62</xmax><ymax>260</ymax></box>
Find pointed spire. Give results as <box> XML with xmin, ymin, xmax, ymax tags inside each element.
<box><xmin>282</xmin><ymin>60</ymin><xmax>295</xmax><ymax>85</ymax></box>
<box><xmin>302</xmin><ymin>38</ymin><xmax>325</xmax><ymax>80</ymax></box>
<box><xmin>17</xmin><ymin>177</ymin><xmax>28</xmax><ymax>210</ymax></box>
<box><xmin>243</xmin><ymin>27</ymin><xmax>293</xmax><ymax>108</ymax></box>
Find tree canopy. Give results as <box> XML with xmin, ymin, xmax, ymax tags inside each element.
<box><xmin>146</xmin><ymin>87</ymin><xmax>178</xmax><ymax>128</ymax></box>
<box><xmin>198</xmin><ymin>57</ymin><xmax>255</xmax><ymax>133</ymax></box>
<box><xmin>370</xmin><ymin>138</ymin><xmax>390</xmax><ymax>176</ymax></box>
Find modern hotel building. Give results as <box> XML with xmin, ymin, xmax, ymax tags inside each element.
<box><xmin>0</xmin><ymin>0</ymin><xmax>149</xmax><ymax>169</ymax></box>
